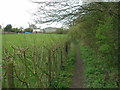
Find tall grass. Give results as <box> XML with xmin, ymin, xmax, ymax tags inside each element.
<box><xmin>80</xmin><ymin>45</ymin><xmax>118</xmax><ymax>88</ymax></box>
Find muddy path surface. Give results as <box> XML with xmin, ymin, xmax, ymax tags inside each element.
<box><xmin>70</xmin><ymin>42</ymin><xmax>84</xmax><ymax>88</ymax></box>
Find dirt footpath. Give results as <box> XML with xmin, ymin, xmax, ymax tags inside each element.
<box><xmin>70</xmin><ymin>43</ymin><xmax>84</xmax><ymax>88</ymax></box>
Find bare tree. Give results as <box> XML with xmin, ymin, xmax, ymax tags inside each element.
<box><xmin>32</xmin><ymin>0</ymin><xmax>85</xmax><ymax>25</ymax></box>
<box><xmin>32</xmin><ymin>0</ymin><xmax>119</xmax><ymax>26</ymax></box>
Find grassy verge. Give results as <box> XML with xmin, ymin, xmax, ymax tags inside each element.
<box><xmin>51</xmin><ymin>43</ymin><xmax>75</xmax><ymax>88</ymax></box>
<box><xmin>80</xmin><ymin>45</ymin><xmax>118</xmax><ymax>88</ymax></box>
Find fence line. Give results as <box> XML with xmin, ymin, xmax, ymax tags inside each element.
<box><xmin>2</xmin><ymin>40</ymin><xmax>71</xmax><ymax>88</ymax></box>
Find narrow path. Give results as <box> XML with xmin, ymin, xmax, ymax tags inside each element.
<box><xmin>70</xmin><ymin>42</ymin><xmax>83</xmax><ymax>88</ymax></box>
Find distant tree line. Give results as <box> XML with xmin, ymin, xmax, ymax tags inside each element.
<box><xmin>3</xmin><ymin>24</ymin><xmax>68</xmax><ymax>34</ymax></box>
<box><xmin>55</xmin><ymin>28</ymin><xmax>68</xmax><ymax>34</ymax></box>
<box><xmin>3</xmin><ymin>24</ymin><xmax>33</xmax><ymax>33</ymax></box>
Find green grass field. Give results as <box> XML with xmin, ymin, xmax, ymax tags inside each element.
<box><xmin>2</xmin><ymin>34</ymin><xmax>67</xmax><ymax>51</ymax></box>
<box><xmin>2</xmin><ymin>33</ymin><xmax>74</xmax><ymax>88</ymax></box>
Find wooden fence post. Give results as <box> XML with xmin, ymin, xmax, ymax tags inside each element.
<box><xmin>60</xmin><ymin>49</ymin><xmax>63</xmax><ymax>70</ymax></box>
<box><xmin>65</xmin><ymin>40</ymin><xmax>71</xmax><ymax>57</ymax></box>
<box><xmin>6</xmin><ymin>61</ymin><xmax>14</xmax><ymax>88</ymax></box>
<box><xmin>48</xmin><ymin>50</ymin><xmax>51</xmax><ymax>88</ymax></box>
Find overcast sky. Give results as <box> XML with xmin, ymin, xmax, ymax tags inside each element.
<box><xmin>0</xmin><ymin>0</ymin><xmax>118</xmax><ymax>29</ymax></box>
<box><xmin>0</xmin><ymin>0</ymin><xmax>63</xmax><ymax>29</ymax></box>
<box><xmin>0</xmin><ymin>0</ymin><xmax>35</xmax><ymax>28</ymax></box>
